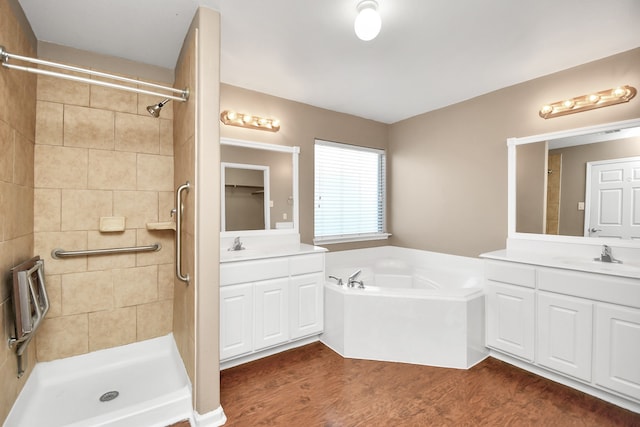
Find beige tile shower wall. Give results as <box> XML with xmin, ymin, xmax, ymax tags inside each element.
<box><xmin>32</xmin><ymin>62</ymin><xmax>175</xmax><ymax>362</ymax></box>
<box><xmin>0</xmin><ymin>0</ymin><xmax>37</xmax><ymax>421</ymax></box>
<box><xmin>173</xmin><ymin>9</ymin><xmax>197</xmax><ymax>398</ymax></box>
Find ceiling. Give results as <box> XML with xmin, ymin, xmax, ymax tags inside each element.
<box><xmin>17</xmin><ymin>0</ymin><xmax>640</xmax><ymax>124</ymax></box>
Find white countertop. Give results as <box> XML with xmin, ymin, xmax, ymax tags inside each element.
<box><xmin>481</xmin><ymin>249</ymin><xmax>640</xmax><ymax>279</ymax></box>
<box><xmin>220</xmin><ymin>243</ymin><xmax>327</xmax><ymax>263</ymax></box>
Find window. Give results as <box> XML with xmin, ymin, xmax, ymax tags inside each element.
<box><xmin>314</xmin><ymin>139</ymin><xmax>389</xmax><ymax>244</ymax></box>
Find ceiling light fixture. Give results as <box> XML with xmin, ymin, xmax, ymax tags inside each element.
<box><xmin>354</xmin><ymin>0</ymin><xmax>381</xmax><ymax>41</ymax></box>
<box><xmin>539</xmin><ymin>85</ymin><xmax>637</xmax><ymax>119</ymax></box>
<box><xmin>220</xmin><ymin>110</ymin><xmax>281</xmax><ymax>132</ymax></box>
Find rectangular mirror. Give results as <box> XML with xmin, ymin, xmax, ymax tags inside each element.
<box><xmin>220</xmin><ymin>138</ymin><xmax>299</xmax><ymax>236</ymax></box>
<box><xmin>222</xmin><ymin>163</ymin><xmax>270</xmax><ymax>231</ymax></box>
<box><xmin>508</xmin><ymin>118</ymin><xmax>640</xmax><ymax>244</ymax></box>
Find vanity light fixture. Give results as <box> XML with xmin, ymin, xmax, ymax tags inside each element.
<box><xmin>539</xmin><ymin>85</ymin><xmax>637</xmax><ymax>119</ymax></box>
<box><xmin>220</xmin><ymin>110</ymin><xmax>281</xmax><ymax>132</ymax></box>
<box><xmin>354</xmin><ymin>0</ymin><xmax>382</xmax><ymax>41</ymax></box>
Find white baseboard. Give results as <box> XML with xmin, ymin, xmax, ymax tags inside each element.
<box><xmin>490</xmin><ymin>350</ymin><xmax>640</xmax><ymax>414</ymax></box>
<box><xmin>194</xmin><ymin>405</ymin><xmax>227</xmax><ymax>426</ymax></box>
<box><xmin>220</xmin><ymin>335</ymin><xmax>320</xmax><ymax>370</ymax></box>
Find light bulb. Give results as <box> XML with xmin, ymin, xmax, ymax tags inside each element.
<box><xmin>354</xmin><ymin>1</ymin><xmax>381</xmax><ymax>41</ymax></box>
<box><xmin>612</xmin><ymin>87</ymin><xmax>627</xmax><ymax>98</ymax></box>
<box><xmin>242</xmin><ymin>114</ymin><xmax>252</xmax><ymax>123</ymax></box>
<box><xmin>226</xmin><ymin>111</ymin><xmax>237</xmax><ymax>120</ymax></box>
<box><xmin>540</xmin><ymin>105</ymin><xmax>553</xmax><ymax>115</ymax></box>
<box><xmin>587</xmin><ymin>94</ymin><xmax>600</xmax><ymax>104</ymax></box>
<box><xmin>562</xmin><ymin>99</ymin><xmax>575</xmax><ymax>108</ymax></box>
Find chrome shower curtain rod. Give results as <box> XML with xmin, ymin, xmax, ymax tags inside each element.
<box><xmin>0</xmin><ymin>46</ymin><xmax>189</xmax><ymax>102</ymax></box>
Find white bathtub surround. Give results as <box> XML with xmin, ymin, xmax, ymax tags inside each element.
<box><xmin>322</xmin><ymin>246</ymin><xmax>488</xmax><ymax>369</ymax></box>
<box><xmin>4</xmin><ymin>334</ymin><xmax>198</xmax><ymax>427</ymax></box>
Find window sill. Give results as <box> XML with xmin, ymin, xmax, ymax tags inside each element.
<box><xmin>313</xmin><ymin>233</ymin><xmax>391</xmax><ymax>245</ymax></box>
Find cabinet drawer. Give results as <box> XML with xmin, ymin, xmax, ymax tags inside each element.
<box><xmin>221</xmin><ymin>258</ymin><xmax>289</xmax><ymax>286</ymax></box>
<box><xmin>290</xmin><ymin>254</ymin><xmax>324</xmax><ymax>276</ymax></box>
<box><xmin>485</xmin><ymin>260</ymin><xmax>536</xmax><ymax>288</ymax></box>
<box><xmin>538</xmin><ymin>268</ymin><xmax>640</xmax><ymax>308</ymax></box>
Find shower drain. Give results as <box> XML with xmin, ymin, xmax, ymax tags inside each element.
<box><xmin>99</xmin><ymin>391</ymin><xmax>119</xmax><ymax>402</ymax></box>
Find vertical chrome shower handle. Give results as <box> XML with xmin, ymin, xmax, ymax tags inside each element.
<box><xmin>175</xmin><ymin>181</ymin><xmax>190</xmax><ymax>284</ymax></box>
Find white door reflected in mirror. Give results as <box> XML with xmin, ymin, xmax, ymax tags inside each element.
<box><xmin>585</xmin><ymin>157</ymin><xmax>640</xmax><ymax>239</ymax></box>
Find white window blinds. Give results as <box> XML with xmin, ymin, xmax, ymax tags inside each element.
<box><xmin>314</xmin><ymin>139</ymin><xmax>388</xmax><ymax>244</ymax></box>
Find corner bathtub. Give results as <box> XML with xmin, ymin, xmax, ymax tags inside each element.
<box><xmin>321</xmin><ymin>246</ymin><xmax>488</xmax><ymax>369</ymax></box>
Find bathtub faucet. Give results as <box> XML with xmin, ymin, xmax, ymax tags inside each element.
<box><xmin>328</xmin><ymin>276</ymin><xmax>343</xmax><ymax>286</ymax></box>
<box><xmin>347</xmin><ymin>269</ymin><xmax>363</xmax><ymax>288</ymax></box>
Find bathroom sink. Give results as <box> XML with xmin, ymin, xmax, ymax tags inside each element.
<box><xmin>554</xmin><ymin>257</ymin><xmax>640</xmax><ymax>277</ymax></box>
<box><xmin>220</xmin><ymin>249</ymin><xmax>265</xmax><ymax>261</ymax></box>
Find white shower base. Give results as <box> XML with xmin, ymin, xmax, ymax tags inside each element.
<box><xmin>4</xmin><ymin>334</ymin><xmax>193</xmax><ymax>427</ymax></box>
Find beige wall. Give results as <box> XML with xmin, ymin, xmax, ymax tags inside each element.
<box><xmin>220</xmin><ymin>84</ymin><xmax>389</xmax><ymax>250</ymax></box>
<box><xmin>173</xmin><ymin>7</ymin><xmax>222</xmax><ymax>414</ymax></box>
<box><xmin>31</xmin><ymin>49</ymin><xmax>176</xmax><ymax>362</ymax></box>
<box><xmin>551</xmin><ymin>135</ymin><xmax>640</xmax><ymax>236</ymax></box>
<box><xmin>389</xmin><ymin>47</ymin><xmax>640</xmax><ymax>257</ymax></box>
<box><xmin>0</xmin><ymin>0</ymin><xmax>37</xmax><ymax>420</ymax></box>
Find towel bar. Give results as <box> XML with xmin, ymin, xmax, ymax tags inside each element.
<box><xmin>51</xmin><ymin>243</ymin><xmax>161</xmax><ymax>259</ymax></box>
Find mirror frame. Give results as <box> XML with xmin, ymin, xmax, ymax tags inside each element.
<box><xmin>220</xmin><ymin>137</ymin><xmax>300</xmax><ymax>237</ymax></box>
<box><xmin>221</xmin><ymin>162</ymin><xmax>271</xmax><ymax>231</ymax></box>
<box><xmin>507</xmin><ymin>117</ymin><xmax>640</xmax><ymax>248</ymax></box>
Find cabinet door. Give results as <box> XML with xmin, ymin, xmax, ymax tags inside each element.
<box><xmin>290</xmin><ymin>272</ymin><xmax>324</xmax><ymax>339</ymax></box>
<box><xmin>537</xmin><ymin>292</ymin><xmax>593</xmax><ymax>382</ymax></box>
<box><xmin>486</xmin><ymin>281</ymin><xmax>535</xmax><ymax>361</ymax></box>
<box><xmin>220</xmin><ymin>283</ymin><xmax>253</xmax><ymax>361</ymax></box>
<box><xmin>254</xmin><ymin>277</ymin><xmax>289</xmax><ymax>351</ymax></box>
<box><xmin>595</xmin><ymin>304</ymin><xmax>640</xmax><ymax>401</ymax></box>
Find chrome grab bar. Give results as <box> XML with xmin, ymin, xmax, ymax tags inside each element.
<box><xmin>51</xmin><ymin>243</ymin><xmax>161</xmax><ymax>259</ymax></box>
<box><xmin>175</xmin><ymin>181</ymin><xmax>190</xmax><ymax>284</ymax></box>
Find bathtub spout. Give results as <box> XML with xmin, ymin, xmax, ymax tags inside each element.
<box><xmin>329</xmin><ymin>276</ymin><xmax>343</xmax><ymax>286</ymax></box>
<box><xmin>347</xmin><ymin>269</ymin><xmax>362</xmax><ymax>288</ymax></box>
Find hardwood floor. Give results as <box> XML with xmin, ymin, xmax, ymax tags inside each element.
<box><xmin>220</xmin><ymin>342</ymin><xmax>640</xmax><ymax>426</ymax></box>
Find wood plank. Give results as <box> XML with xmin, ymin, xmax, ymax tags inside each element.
<box><xmin>221</xmin><ymin>342</ymin><xmax>640</xmax><ymax>426</ymax></box>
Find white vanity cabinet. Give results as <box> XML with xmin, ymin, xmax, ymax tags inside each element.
<box><xmin>253</xmin><ymin>277</ymin><xmax>289</xmax><ymax>351</ymax></box>
<box><xmin>537</xmin><ymin>291</ymin><xmax>593</xmax><ymax>382</ymax></box>
<box><xmin>220</xmin><ymin>251</ymin><xmax>325</xmax><ymax>364</ymax></box>
<box><xmin>483</xmin><ymin>255</ymin><xmax>640</xmax><ymax>410</ymax></box>
<box><xmin>220</xmin><ymin>283</ymin><xmax>253</xmax><ymax>360</ymax></box>
<box><xmin>485</xmin><ymin>260</ymin><xmax>536</xmax><ymax>361</ymax></box>
<box><xmin>594</xmin><ymin>303</ymin><xmax>640</xmax><ymax>401</ymax></box>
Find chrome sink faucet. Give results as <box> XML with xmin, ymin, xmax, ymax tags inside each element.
<box><xmin>595</xmin><ymin>245</ymin><xmax>622</xmax><ymax>263</ymax></box>
<box><xmin>228</xmin><ymin>237</ymin><xmax>245</xmax><ymax>251</ymax></box>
